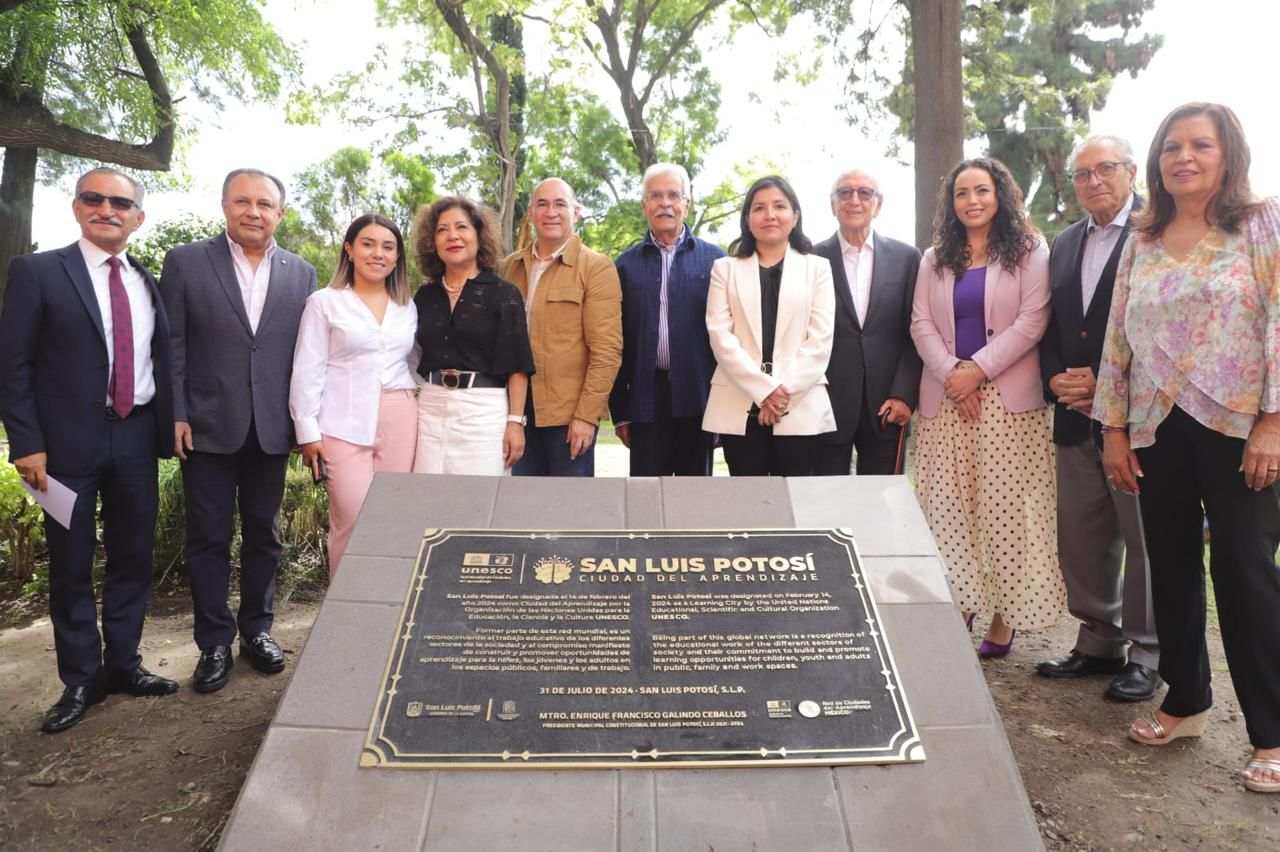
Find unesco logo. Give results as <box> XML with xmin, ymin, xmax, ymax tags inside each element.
<box><xmin>532</xmin><ymin>556</ymin><xmax>574</xmax><ymax>584</ymax></box>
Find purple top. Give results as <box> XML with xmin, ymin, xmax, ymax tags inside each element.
<box><xmin>953</xmin><ymin>266</ymin><xmax>986</xmax><ymax>360</ymax></box>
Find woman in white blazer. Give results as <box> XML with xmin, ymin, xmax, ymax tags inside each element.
<box><xmin>290</xmin><ymin>214</ymin><xmax>419</xmax><ymax>575</ymax></box>
<box><xmin>703</xmin><ymin>175</ymin><xmax>836</xmax><ymax>475</ymax></box>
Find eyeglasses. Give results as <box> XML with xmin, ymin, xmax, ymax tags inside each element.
<box><xmin>1069</xmin><ymin>161</ymin><xmax>1130</xmax><ymax>185</ymax></box>
<box><xmin>77</xmin><ymin>191</ymin><xmax>139</xmax><ymax>211</ymax></box>
<box><xmin>832</xmin><ymin>186</ymin><xmax>879</xmax><ymax>202</ymax></box>
<box><xmin>645</xmin><ymin>190</ymin><xmax>686</xmax><ymax>204</ymax></box>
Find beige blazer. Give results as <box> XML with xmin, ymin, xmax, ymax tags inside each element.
<box><xmin>702</xmin><ymin>248</ymin><xmax>836</xmax><ymax>436</ymax></box>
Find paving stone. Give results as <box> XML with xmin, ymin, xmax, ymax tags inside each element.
<box><xmin>878</xmin><ymin>602</ymin><xmax>995</xmax><ymax>729</ymax></box>
<box><xmin>346</xmin><ymin>473</ymin><xmax>499</xmax><ymax>558</ymax></box>
<box><xmin>493</xmin><ymin>477</ymin><xmax>627</xmax><ymax>528</ymax></box>
<box><xmin>326</xmin><ymin>554</ymin><xmax>416</xmax><ymax>605</ymax></box>
<box><xmin>836</xmin><ymin>725</ymin><xmax>1041</xmax><ymax>850</ymax></box>
<box><xmin>219</xmin><ymin>728</ymin><xmax>431</xmax><ymax>852</ymax></box>
<box><xmin>660</xmin><ymin>476</ymin><xmax>794</xmax><ymax>528</ymax></box>
<box><xmin>423</xmin><ymin>770</ymin><xmax>616</xmax><ymax>852</ymax></box>
<box><xmin>274</xmin><ymin>599</ymin><xmax>402</xmax><ymax>730</ymax></box>
<box><xmin>787</xmin><ymin>477</ymin><xmax>938</xmax><ymax>556</ymax></box>
<box><xmin>652</xmin><ymin>768</ymin><xmax>849</xmax><ymax>851</ymax></box>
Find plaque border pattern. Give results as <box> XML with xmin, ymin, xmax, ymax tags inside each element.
<box><xmin>360</xmin><ymin>528</ymin><xmax>925</xmax><ymax>769</ymax></box>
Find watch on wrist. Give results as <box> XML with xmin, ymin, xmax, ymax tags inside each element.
<box><xmin>507</xmin><ymin>414</ymin><xmax>527</xmax><ymax>426</ymax></box>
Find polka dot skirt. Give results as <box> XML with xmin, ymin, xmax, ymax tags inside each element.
<box><xmin>911</xmin><ymin>381</ymin><xmax>1067</xmax><ymax>631</ymax></box>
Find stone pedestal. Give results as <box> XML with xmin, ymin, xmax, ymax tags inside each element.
<box><xmin>219</xmin><ymin>475</ymin><xmax>1042</xmax><ymax>851</ymax></box>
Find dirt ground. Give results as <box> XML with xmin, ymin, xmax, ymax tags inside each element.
<box><xmin>1</xmin><ymin>598</ymin><xmax>1277</xmax><ymax>851</ymax></box>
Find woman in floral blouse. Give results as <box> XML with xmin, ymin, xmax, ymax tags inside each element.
<box><xmin>1096</xmin><ymin>102</ymin><xmax>1280</xmax><ymax>794</ymax></box>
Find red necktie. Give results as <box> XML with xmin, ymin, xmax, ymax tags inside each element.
<box><xmin>106</xmin><ymin>256</ymin><xmax>134</xmax><ymax>418</ymax></box>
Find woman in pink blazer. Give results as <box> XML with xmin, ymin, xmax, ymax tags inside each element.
<box><xmin>910</xmin><ymin>157</ymin><xmax>1065</xmax><ymax>657</ymax></box>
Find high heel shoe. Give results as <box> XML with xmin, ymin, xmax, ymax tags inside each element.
<box><xmin>1128</xmin><ymin>708</ymin><xmax>1209</xmax><ymax>746</ymax></box>
<box><xmin>978</xmin><ymin>630</ymin><xmax>1016</xmax><ymax>659</ymax></box>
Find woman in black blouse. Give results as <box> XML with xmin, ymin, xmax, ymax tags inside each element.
<box><xmin>411</xmin><ymin>196</ymin><xmax>535</xmax><ymax>474</ymax></box>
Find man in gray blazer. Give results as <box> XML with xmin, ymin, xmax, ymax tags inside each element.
<box><xmin>160</xmin><ymin>168</ymin><xmax>317</xmax><ymax>693</ymax></box>
<box><xmin>813</xmin><ymin>169</ymin><xmax>922</xmax><ymax>475</ymax></box>
<box><xmin>1036</xmin><ymin>135</ymin><xmax>1158</xmax><ymax>702</ymax></box>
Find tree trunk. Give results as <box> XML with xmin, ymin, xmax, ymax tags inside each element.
<box><xmin>492</xmin><ymin>13</ymin><xmax>527</xmax><ymax>241</ymax></box>
<box><xmin>910</xmin><ymin>0</ymin><xmax>964</xmax><ymax>251</ymax></box>
<box><xmin>0</xmin><ymin>146</ymin><xmax>38</xmax><ymax>303</ymax></box>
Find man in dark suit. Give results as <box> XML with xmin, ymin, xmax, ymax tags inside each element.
<box><xmin>813</xmin><ymin>169</ymin><xmax>922</xmax><ymax>475</ymax></box>
<box><xmin>1036</xmin><ymin>136</ymin><xmax>1159</xmax><ymax>702</ymax></box>
<box><xmin>160</xmin><ymin>168</ymin><xmax>316</xmax><ymax>693</ymax></box>
<box><xmin>0</xmin><ymin>167</ymin><xmax>179</xmax><ymax>732</ymax></box>
<box><xmin>610</xmin><ymin>163</ymin><xmax>724</xmax><ymax>475</ymax></box>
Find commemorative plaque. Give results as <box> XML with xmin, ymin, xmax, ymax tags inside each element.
<box><xmin>361</xmin><ymin>529</ymin><xmax>923</xmax><ymax>769</ymax></box>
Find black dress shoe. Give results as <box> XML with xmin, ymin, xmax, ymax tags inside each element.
<box><xmin>193</xmin><ymin>646</ymin><xmax>234</xmax><ymax>693</ymax></box>
<box><xmin>106</xmin><ymin>664</ymin><xmax>179</xmax><ymax>697</ymax></box>
<box><xmin>41</xmin><ymin>683</ymin><xmax>105</xmax><ymax>733</ymax></box>
<box><xmin>1035</xmin><ymin>650</ymin><xmax>1126</xmax><ymax>678</ymax></box>
<box><xmin>239</xmin><ymin>633</ymin><xmax>285</xmax><ymax>673</ymax></box>
<box><xmin>1105</xmin><ymin>662</ymin><xmax>1161</xmax><ymax>702</ymax></box>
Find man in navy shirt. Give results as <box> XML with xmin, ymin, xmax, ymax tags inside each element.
<box><xmin>610</xmin><ymin>164</ymin><xmax>725</xmax><ymax>475</ymax></box>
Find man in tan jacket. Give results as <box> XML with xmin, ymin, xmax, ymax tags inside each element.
<box><xmin>500</xmin><ymin>178</ymin><xmax>622</xmax><ymax>475</ymax></box>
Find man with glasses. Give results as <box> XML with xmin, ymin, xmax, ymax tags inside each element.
<box><xmin>500</xmin><ymin>178</ymin><xmax>622</xmax><ymax>476</ymax></box>
<box><xmin>160</xmin><ymin>168</ymin><xmax>316</xmax><ymax>693</ymax></box>
<box><xmin>813</xmin><ymin>169</ymin><xmax>922</xmax><ymax>475</ymax></box>
<box><xmin>1036</xmin><ymin>135</ymin><xmax>1159</xmax><ymax>702</ymax></box>
<box><xmin>0</xmin><ymin>167</ymin><xmax>179</xmax><ymax>731</ymax></box>
<box><xmin>610</xmin><ymin>163</ymin><xmax>724</xmax><ymax>475</ymax></box>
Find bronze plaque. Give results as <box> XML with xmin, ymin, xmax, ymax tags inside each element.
<box><xmin>361</xmin><ymin>529</ymin><xmax>923</xmax><ymax>769</ymax></box>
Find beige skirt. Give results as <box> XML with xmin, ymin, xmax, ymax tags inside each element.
<box><xmin>911</xmin><ymin>382</ymin><xmax>1065</xmax><ymax>631</ymax></box>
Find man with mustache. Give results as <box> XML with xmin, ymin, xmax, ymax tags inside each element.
<box><xmin>501</xmin><ymin>178</ymin><xmax>622</xmax><ymax>476</ymax></box>
<box><xmin>0</xmin><ymin>167</ymin><xmax>178</xmax><ymax>731</ymax></box>
<box><xmin>160</xmin><ymin>169</ymin><xmax>316</xmax><ymax>693</ymax></box>
<box><xmin>610</xmin><ymin>163</ymin><xmax>725</xmax><ymax>475</ymax></box>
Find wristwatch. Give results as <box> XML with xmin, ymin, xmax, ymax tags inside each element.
<box><xmin>507</xmin><ymin>414</ymin><xmax>527</xmax><ymax>425</ymax></box>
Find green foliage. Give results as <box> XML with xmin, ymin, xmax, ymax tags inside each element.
<box><xmin>811</xmin><ymin>0</ymin><xmax>1162</xmax><ymax>239</ymax></box>
<box><xmin>0</xmin><ymin>449</ymin><xmax>46</xmax><ymax>584</ymax></box>
<box><xmin>275</xmin><ymin>146</ymin><xmax>438</xmax><ymax>285</ymax></box>
<box><xmin>0</xmin><ymin>0</ymin><xmax>297</xmax><ymax>166</ymax></box>
<box><xmin>129</xmin><ymin>214</ymin><xmax>224</xmax><ymax>274</ymax></box>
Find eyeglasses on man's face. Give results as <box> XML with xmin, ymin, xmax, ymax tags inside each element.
<box><xmin>1069</xmin><ymin>161</ymin><xmax>1130</xmax><ymax>185</ymax></box>
<box><xmin>832</xmin><ymin>186</ymin><xmax>878</xmax><ymax>203</ymax></box>
<box><xmin>77</xmin><ymin>191</ymin><xmax>139</xmax><ymax>211</ymax></box>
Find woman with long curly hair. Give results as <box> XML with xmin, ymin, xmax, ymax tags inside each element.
<box><xmin>411</xmin><ymin>196</ymin><xmax>534</xmax><ymax>475</ymax></box>
<box><xmin>910</xmin><ymin>157</ymin><xmax>1065</xmax><ymax>657</ymax></box>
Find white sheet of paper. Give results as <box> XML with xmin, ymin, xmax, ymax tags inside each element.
<box><xmin>20</xmin><ymin>475</ymin><xmax>78</xmax><ymax>530</ymax></box>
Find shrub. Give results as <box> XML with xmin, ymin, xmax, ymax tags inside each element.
<box><xmin>0</xmin><ymin>450</ymin><xmax>48</xmax><ymax>585</ymax></box>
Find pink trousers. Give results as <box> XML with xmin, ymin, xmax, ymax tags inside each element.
<box><xmin>322</xmin><ymin>389</ymin><xmax>417</xmax><ymax>575</ymax></box>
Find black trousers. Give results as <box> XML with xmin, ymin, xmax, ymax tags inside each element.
<box><xmin>1134</xmin><ymin>406</ymin><xmax>1280</xmax><ymax>747</ymax></box>
<box><xmin>721</xmin><ymin>415</ymin><xmax>818</xmax><ymax>476</ymax></box>
<box><xmin>628</xmin><ymin>370</ymin><xmax>713</xmax><ymax>476</ymax></box>
<box><xmin>815</xmin><ymin>404</ymin><xmax>907</xmax><ymax>476</ymax></box>
<box><xmin>182</xmin><ymin>423</ymin><xmax>289</xmax><ymax>649</ymax></box>
<box><xmin>46</xmin><ymin>408</ymin><xmax>158</xmax><ymax>687</ymax></box>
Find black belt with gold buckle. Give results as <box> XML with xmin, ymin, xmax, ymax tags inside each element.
<box><xmin>427</xmin><ymin>369</ymin><xmax>505</xmax><ymax>390</ymax></box>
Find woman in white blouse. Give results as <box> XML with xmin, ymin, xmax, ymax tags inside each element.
<box><xmin>289</xmin><ymin>214</ymin><xmax>418</xmax><ymax>574</ymax></box>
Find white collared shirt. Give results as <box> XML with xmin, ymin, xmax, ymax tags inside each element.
<box><xmin>526</xmin><ymin>238</ymin><xmax>570</xmax><ymax>326</ymax></box>
<box><xmin>653</xmin><ymin>226</ymin><xmax>687</xmax><ymax>370</ymax></box>
<box><xmin>837</xmin><ymin>229</ymin><xmax>875</xmax><ymax>325</ymax></box>
<box><xmin>289</xmin><ymin>286</ymin><xmax>419</xmax><ymax>446</ymax></box>
<box><xmin>227</xmin><ymin>233</ymin><xmax>278</xmax><ymax>333</ymax></box>
<box><xmin>78</xmin><ymin>238</ymin><xmax>156</xmax><ymax>406</ymax></box>
<box><xmin>1081</xmin><ymin>193</ymin><xmax>1135</xmax><ymax>313</ymax></box>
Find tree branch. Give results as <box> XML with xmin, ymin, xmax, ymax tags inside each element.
<box><xmin>639</xmin><ymin>0</ymin><xmax>727</xmax><ymax>108</ymax></box>
<box><xmin>0</xmin><ymin>23</ymin><xmax>174</xmax><ymax>171</ymax></box>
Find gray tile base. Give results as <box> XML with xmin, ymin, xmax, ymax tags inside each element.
<box><xmin>221</xmin><ymin>475</ymin><xmax>1041</xmax><ymax>851</ymax></box>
